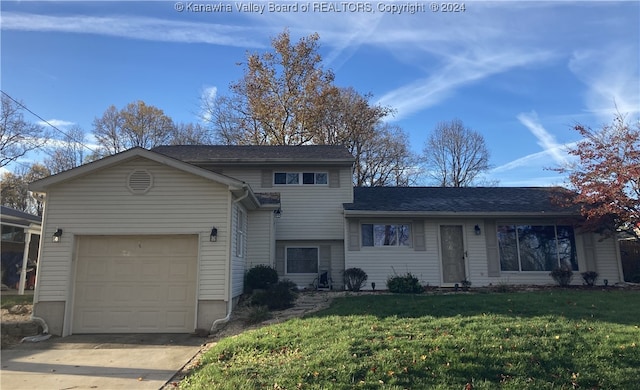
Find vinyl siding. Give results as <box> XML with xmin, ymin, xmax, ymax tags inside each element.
<box><xmin>593</xmin><ymin>235</ymin><xmax>623</xmax><ymax>284</ymax></box>
<box><xmin>345</xmin><ymin>218</ymin><xmax>624</xmax><ymax>288</ymax></box>
<box><xmin>36</xmin><ymin>157</ymin><xmax>231</xmax><ymax>302</ymax></box>
<box><xmin>345</xmin><ymin>220</ymin><xmax>441</xmax><ymax>290</ymax></box>
<box><xmin>247</xmin><ymin>210</ymin><xmax>274</xmax><ymax>268</ymax></box>
<box><xmin>222</xmin><ymin>167</ymin><xmax>352</xmax><ymax>240</ymax></box>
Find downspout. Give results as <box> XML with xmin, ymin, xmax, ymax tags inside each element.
<box><xmin>22</xmin><ymin>192</ymin><xmax>51</xmax><ymax>342</ymax></box>
<box><xmin>210</xmin><ymin>184</ymin><xmax>250</xmax><ymax>332</ymax></box>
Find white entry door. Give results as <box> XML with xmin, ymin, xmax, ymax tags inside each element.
<box><xmin>73</xmin><ymin>235</ymin><xmax>197</xmax><ymax>333</ymax></box>
<box><xmin>440</xmin><ymin>225</ymin><xmax>466</xmax><ymax>284</ymax></box>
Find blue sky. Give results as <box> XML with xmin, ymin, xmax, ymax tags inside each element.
<box><xmin>2</xmin><ymin>0</ymin><xmax>639</xmax><ymax>186</ymax></box>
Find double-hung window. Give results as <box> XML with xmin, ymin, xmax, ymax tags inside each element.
<box><xmin>361</xmin><ymin>224</ymin><xmax>411</xmax><ymax>247</ymax></box>
<box><xmin>274</xmin><ymin>172</ymin><xmax>328</xmax><ymax>185</ymax></box>
<box><xmin>235</xmin><ymin>209</ymin><xmax>246</xmax><ymax>257</ymax></box>
<box><xmin>498</xmin><ymin>224</ymin><xmax>577</xmax><ymax>271</ymax></box>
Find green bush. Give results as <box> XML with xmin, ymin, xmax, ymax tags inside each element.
<box><xmin>251</xmin><ymin>280</ymin><xmax>299</xmax><ymax>310</ymax></box>
<box><xmin>550</xmin><ymin>267</ymin><xmax>574</xmax><ymax>287</ymax></box>
<box><xmin>344</xmin><ymin>268</ymin><xmax>368</xmax><ymax>292</ymax></box>
<box><xmin>581</xmin><ymin>271</ymin><xmax>598</xmax><ymax>286</ymax></box>
<box><xmin>244</xmin><ymin>265</ymin><xmax>278</xmax><ymax>293</ymax></box>
<box><xmin>386</xmin><ymin>272</ymin><xmax>423</xmax><ymax>294</ymax></box>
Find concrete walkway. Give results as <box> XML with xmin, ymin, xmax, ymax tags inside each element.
<box><xmin>1</xmin><ymin>333</ymin><xmax>205</xmax><ymax>390</ymax></box>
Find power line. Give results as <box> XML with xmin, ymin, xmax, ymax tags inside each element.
<box><xmin>1</xmin><ymin>90</ymin><xmax>97</xmax><ymax>154</ymax></box>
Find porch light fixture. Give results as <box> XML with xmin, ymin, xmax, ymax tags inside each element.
<box><xmin>52</xmin><ymin>228</ymin><xmax>63</xmax><ymax>243</ymax></box>
<box><xmin>210</xmin><ymin>227</ymin><xmax>218</xmax><ymax>242</ymax></box>
<box><xmin>274</xmin><ymin>208</ymin><xmax>282</xmax><ymax>218</ymax></box>
<box><xmin>474</xmin><ymin>225</ymin><xmax>481</xmax><ymax>235</ymax></box>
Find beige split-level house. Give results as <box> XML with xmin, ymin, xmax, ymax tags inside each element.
<box><xmin>29</xmin><ymin>145</ymin><xmax>624</xmax><ymax>336</ymax></box>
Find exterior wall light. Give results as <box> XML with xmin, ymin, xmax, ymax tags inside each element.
<box><xmin>474</xmin><ymin>225</ymin><xmax>481</xmax><ymax>235</ymax></box>
<box><xmin>274</xmin><ymin>208</ymin><xmax>282</xmax><ymax>218</ymax></box>
<box><xmin>52</xmin><ymin>228</ymin><xmax>63</xmax><ymax>243</ymax></box>
<box><xmin>210</xmin><ymin>227</ymin><xmax>218</xmax><ymax>242</ymax></box>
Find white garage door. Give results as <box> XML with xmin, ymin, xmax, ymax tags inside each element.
<box><xmin>73</xmin><ymin>235</ymin><xmax>198</xmax><ymax>333</ymax></box>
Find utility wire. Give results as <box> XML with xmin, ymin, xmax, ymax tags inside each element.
<box><xmin>1</xmin><ymin>90</ymin><xmax>97</xmax><ymax>153</ymax></box>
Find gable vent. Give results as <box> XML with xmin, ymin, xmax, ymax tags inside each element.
<box><xmin>127</xmin><ymin>170</ymin><xmax>153</xmax><ymax>194</ymax></box>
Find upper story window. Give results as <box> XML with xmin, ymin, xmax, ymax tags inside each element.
<box><xmin>361</xmin><ymin>224</ymin><xmax>411</xmax><ymax>247</ymax></box>
<box><xmin>274</xmin><ymin>172</ymin><xmax>328</xmax><ymax>185</ymax></box>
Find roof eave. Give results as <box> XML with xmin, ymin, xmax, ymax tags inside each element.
<box><xmin>189</xmin><ymin>158</ymin><xmax>355</xmax><ymax>167</ymax></box>
<box><xmin>28</xmin><ymin>148</ymin><xmax>246</xmax><ymax>192</ymax></box>
<box><xmin>343</xmin><ymin>210</ymin><xmax>580</xmax><ymax>218</ymax></box>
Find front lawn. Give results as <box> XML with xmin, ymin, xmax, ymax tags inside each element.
<box><xmin>182</xmin><ymin>290</ymin><xmax>640</xmax><ymax>389</ymax></box>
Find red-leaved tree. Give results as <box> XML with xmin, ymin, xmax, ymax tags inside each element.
<box><xmin>556</xmin><ymin>113</ymin><xmax>639</xmax><ymax>238</ymax></box>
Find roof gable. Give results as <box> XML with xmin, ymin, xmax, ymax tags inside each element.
<box><xmin>29</xmin><ymin>147</ymin><xmax>247</xmax><ymax>192</ymax></box>
<box><xmin>344</xmin><ymin>187</ymin><xmax>578</xmax><ymax>216</ymax></box>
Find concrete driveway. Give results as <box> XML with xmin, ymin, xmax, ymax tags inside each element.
<box><xmin>1</xmin><ymin>333</ymin><xmax>206</xmax><ymax>389</ymax></box>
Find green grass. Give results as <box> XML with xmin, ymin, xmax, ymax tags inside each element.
<box><xmin>1</xmin><ymin>293</ymin><xmax>33</xmax><ymax>309</ymax></box>
<box><xmin>182</xmin><ymin>290</ymin><xmax>640</xmax><ymax>389</ymax></box>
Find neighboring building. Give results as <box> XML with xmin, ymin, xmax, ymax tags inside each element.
<box><xmin>29</xmin><ymin>146</ymin><xmax>624</xmax><ymax>336</ymax></box>
<box><xmin>1</xmin><ymin>206</ymin><xmax>41</xmax><ymax>293</ymax></box>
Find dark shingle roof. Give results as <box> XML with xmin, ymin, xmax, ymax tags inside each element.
<box><xmin>152</xmin><ymin>145</ymin><xmax>355</xmax><ymax>165</ymax></box>
<box><xmin>344</xmin><ymin>187</ymin><xmax>577</xmax><ymax>215</ymax></box>
<box><xmin>1</xmin><ymin>205</ymin><xmax>42</xmax><ymax>227</ymax></box>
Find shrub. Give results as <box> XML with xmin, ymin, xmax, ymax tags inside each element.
<box><xmin>244</xmin><ymin>265</ymin><xmax>278</xmax><ymax>293</ymax></box>
<box><xmin>550</xmin><ymin>267</ymin><xmax>574</xmax><ymax>287</ymax></box>
<box><xmin>581</xmin><ymin>271</ymin><xmax>599</xmax><ymax>286</ymax></box>
<box><xmin>251</xmin><ymin>280</ymin><xmax>299</xmax><ymax>310</ymax></box>
<box><xmin>494</xmin><ymin>280</ymin><xmax>511</xmax><ymax>293</ymax></box>
<box><xmin>461</xmin><ymin>279</ymin><xmax>472</xmax><ymax>291</ymax></box>
<box><xmin>244</xmin><ymin>305</ymin><xmax>272</xmax><ymax>325</ymax></box>
<box><xmin>344</xmin><ymin>268</ymin><xmax>368</xmax><ymax>292</ymax></box>
<box><xmin>386</xmin><ymin>272</ymin><xmax>423</xmax><ymax>294</ymax></box>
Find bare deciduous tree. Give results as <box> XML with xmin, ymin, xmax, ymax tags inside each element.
<box><xmin>171</xmin><ymin>122</ymin><xmax>214</xmax><ymax>145</ymax></box>
<box><xmin>0</xmin><ymin>94</ymin><xmax>47</xmax><ymax>168</ymax></box>
<box><xmin>1</xmin><ymin>163</ymin><xmax>50</xmax><ymax>215</ymax></box>
<box><xmin>423</xmin><ymin>119</ymin><xmax>491</xmax><ymax>187</ymax></box>
<box><xmin>92</xmin><ymin>101</ymin><xmax>175</xmax><ymax>157</ymax></box>
<box><xmin>356</xmin><ymin>123</ymin><xmax>418</xmax><ymax>187</ymax></box>
<box><xmin>45</xmin><ymin>125</ymin><xmax>87</xmax><ymax>174</ymax></box>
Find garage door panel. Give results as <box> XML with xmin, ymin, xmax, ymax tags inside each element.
<box><xmin>73</xmin><ymin>235</ymin><xmax>198</xmax><ymax>334</ymax></box>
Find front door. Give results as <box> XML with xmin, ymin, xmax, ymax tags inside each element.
<box><xmin>440</xmin><ymin>225</ymin><xmax>466</xmax><ymax>284</ymax></box>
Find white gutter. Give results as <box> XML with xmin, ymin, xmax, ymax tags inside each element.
<box><xmin>210</xmin><ymin>185</ymin><xmax>250</xmax><ymax>333</ymax></box>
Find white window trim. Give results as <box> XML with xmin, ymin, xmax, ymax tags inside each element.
<box><xmin>284</xmin><ymin>246</ymin><xmax>320</xmax><ymax>275</ymax></box>
<box><xmin>273</xmin><ymin>172</ymin><xmax>329</xmax><ymax>186</ymax></box>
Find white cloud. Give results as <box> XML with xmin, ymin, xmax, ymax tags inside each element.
<box><xmin>37</xmin><ymin>119</ymin><xmax>75</xmax><ymax>128</ymax></box>
<box><xmin>200</xmin><ymin>86</ymin><xmax>218</xmax><ymax>123</ymax></box>
<box><xmin>378</xmin><ymin>50</ymin><xmax>554</xmax><ymax>121</ymax></box>
<box><xmin>2</xmin><ymin>12</ymin><xmax>263</xmax><ymax>48</ymax></box>
<box><xmin>569</xmin><ymin>45</ymin><xmax>640</xmax><ymax>121</ymax></box>
<box><xmin>516</xmin><ymin>111</ymin><xmax>569</xmax><ymax>166</ymax></box>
